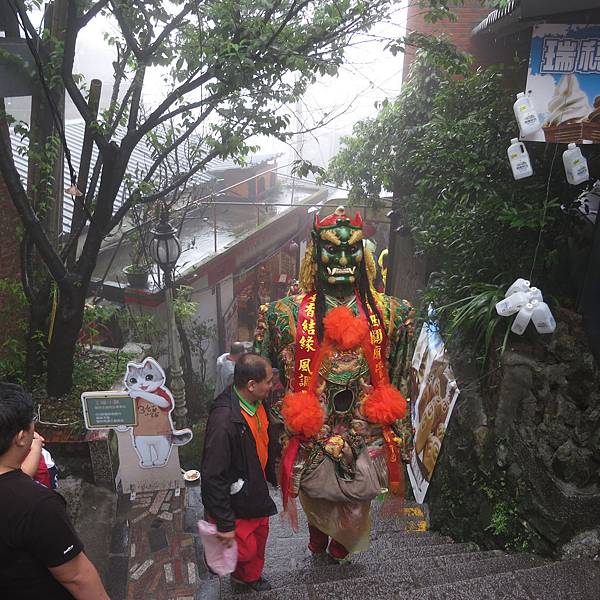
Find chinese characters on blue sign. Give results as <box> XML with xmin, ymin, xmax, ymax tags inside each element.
<box><xmin>524</xmin><ymin>24</ymin><xmax>600</xmax><ymax>144</ymax></box>
<box><xmin>541</xmin><ymin>38</ymin><xmax>600</xmax><ymax>74</ymax></box>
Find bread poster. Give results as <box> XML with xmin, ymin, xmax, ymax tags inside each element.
<box><xmin>407</xmin><ymin>322</ymin><xmax>459</xmax><ymax>503</ymax></box>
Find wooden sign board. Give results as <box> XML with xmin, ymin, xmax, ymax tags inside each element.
<box><xmin>82</xmin><ymin>391</ymin><xmax>137</xmax><ymax>429</ymax></box>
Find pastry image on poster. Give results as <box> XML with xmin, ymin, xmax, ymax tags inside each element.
<box><xmin>121</xmin><ymin>357</ymin><xmax>192</xmax><ymax>468</ymax></box>
<box><xmin>523</xmin><ymin>24</ymin><xmax>600</xmax><ymax>144</ymax></box>
<box><xmin>407</xmin><ymin>322</ymin><xmax>459</xmax><ymax>504</ymax></box>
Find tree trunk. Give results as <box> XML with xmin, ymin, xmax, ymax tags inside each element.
<box><xmin>45</xmin><ymin>284</ymin><xmax>87</xmax><ymax>397</ymax></box>
<box><xmin>24</xmin><ymin>283</ymin><xmax>51</xmax><ymax>387</ymax></box>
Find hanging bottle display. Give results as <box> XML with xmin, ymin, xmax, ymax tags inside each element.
<box><xmin>562</xmin><ymin>143</ymin><xmax>590</xmax><ymax>185</ymax></box>
<box><xmin>511</xmin><ymin>302</ymin><xmax>535</xmax><ymax>335</ymax></box>
<box><xmin>531</xmin><ymin>301</ymin><xmax>556</xmax><ymax>334</ymax></box>
<box><xmin>505</xmin><ymin>278</ymin><xmax>530</xmax><ymax>296</ymax></box>
<box><xmin>513</xmin><ymin>92</ymin><xmax>541</xmax><ymax>136</ymax></box>
<box><xmin>496</xmin><ymin>279</ymin><xmax>557</xmax><ymax>335</ymax></box>
<box><xmin>507</xmin><ymin>138</ymin><xmax>534</xmax><ymax>180</ymax></box>
<box><xmin>495</xmin><ymin>291</ymin><xmax>529</xmax><ymax>317</ymax></box>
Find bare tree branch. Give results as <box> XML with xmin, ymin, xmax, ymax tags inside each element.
<box><xmin>127</xmin><ymin>66</ymin><xmax>146</xmax><ymax>132</ymax></box>
<box><xmin>63</xmin><ymin>1</ymin><xmax>111</xmax><ymax>153</ymax></box>
<box><xmin>126</xmin><ymin>67</ymin><xmax>212</xmax><ymax>143</ymax></box>
<box><xmin>144</xmin><ymin>2</ymin><xmax>194</xmax><ymax>58</ymax></box>
<box><xmin>78</xmin><ymin>0</ymin><xmax>110</xmax><ymax>29</ymax></box>
<box><xmin>109</xmin><ymin>0</ymin><xmax>143</xmax><ymax>60</ymax></box>
<box><xmin>142</xmin><ymin>109</ymin><xmax>216</xmax><ymax>185</ymax></box>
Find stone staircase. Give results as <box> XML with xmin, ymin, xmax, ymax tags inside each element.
<box><xmin>193</xmin><ymin>495</ymin><xmax>600</xmax><ymax>600</ymax></box>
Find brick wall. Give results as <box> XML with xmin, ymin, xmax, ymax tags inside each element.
<box><xmin>403</xmin><ymin>0</ymin><xmax>493</xmax><ymax>80</ymax></box>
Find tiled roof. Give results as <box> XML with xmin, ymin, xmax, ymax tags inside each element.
<box><xmin>472</xmin><ymin>0</ymin><xmax>520</xmax><ymax>36</ymax></box>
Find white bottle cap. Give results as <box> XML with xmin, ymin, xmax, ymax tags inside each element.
<box><xmin>517</xmin><ymin>92</ymin><xmax>525</xmax><ymax>98</ymax></box>
<box><xmin>568</xmin><ymin>143</ymin><xmax>577</xmax><ymax>149</ymax></box>
<box><xmin>530</xmin><ymin>299</ymin><xmax>539</xmax><ymax>306</ymax></box>
<box><xmin>511</xmin><ymin>138</ymin><xmax>519</xmax><ymax>144</ymax></box>
<box><xmin>525</xmin><ymin>303</ymin><xmax>534</xmax><ymax>310</ymax></box>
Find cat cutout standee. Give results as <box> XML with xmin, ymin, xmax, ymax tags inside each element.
<box><xmin>81</xmin><ymin>357</ymin><xmax>193</xmax><ymax>493</ymax></box>
<box><xmin>121</xmin><ymin>357</ymin><xmax>192</xmax><ymax>468</ymax></box>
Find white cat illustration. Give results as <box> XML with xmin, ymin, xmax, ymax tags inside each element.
<box><xmin>122</xmin><ymin>357</ymin><xmax>192</xmax><ymax>468</ymax></box>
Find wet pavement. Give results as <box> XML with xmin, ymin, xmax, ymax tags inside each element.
<box><xmin>107</xmin><ymin>484</ymin><xmax>207</xmax><ymax>600</ymax></box>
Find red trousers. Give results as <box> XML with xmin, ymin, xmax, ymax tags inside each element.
<box><xmin>307</xmin><ymin>523</ymin><xmax>349</xmax><ymax>559</ymax></box>
<box><xmin>208</xmin><ymin>515</ymin><xmax>269</xmax><ymax>583</ymax></box>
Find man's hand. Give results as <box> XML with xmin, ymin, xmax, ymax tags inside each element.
<box><xmin>215</xmin><ymin>529</ymin><xmax>236</xmax><ymax>548</ymax></box>
<box><xmin>32</xmin><ymin>431</ymin><xmax>45</xmax><ymax>450</ymax></box>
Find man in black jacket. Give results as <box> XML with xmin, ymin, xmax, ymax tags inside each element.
<box><xmin>201</xmin><ymin>353</ymin><xmax>277</xmax><ymax>592</ymax></box>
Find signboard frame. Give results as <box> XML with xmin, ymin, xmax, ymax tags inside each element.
<box><xmin>407</xmin><ymin>321</ymin><xmax>460</xmax><ymax>504</ymax></box>
<box><xmin>81</xmin><ymin>391</ymin><xmax>137</xmax><ymax>429</ymax></box>
<box><xmin>524</xmin><ymin>23</ymin><xmax>600</xmax><ymax>144</ymax></box>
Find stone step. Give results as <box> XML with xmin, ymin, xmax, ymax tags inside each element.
<box><xmin>265</xmin><ymin>531</ymin><xmax>456</xmax><ymax>563</ymax></box>
<box><xmin>267</xmin><ymin>513</ymin><xmax>429</xmax><ymax>540</ymax></box>
<box><xmin>514</xmin><ymin>559</ymin><xmax>600</xmax><ymax>600</ymax></box>
<box><xmin>221</xmin><ymin>553</ymin><xmax>547</xmax><ymax>599</ymax></box>
<box><xmin>221</xmin><ymin>550</ymin><xmax>517</xmax><ymax>596</ymax></box>
<box><xmin>267</xmin><ymin>540</ymin><xmax>482</xmax><ymax>573</ymax></box>
<box><xmin>266</xmin><ymin>529</ymin><xmax>449</xmax><ymax>550</ymax></box>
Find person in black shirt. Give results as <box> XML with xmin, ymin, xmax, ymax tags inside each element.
<box><xmin>0</xmin><ymin>383</ymin><xmax>110</xmax><ymax>600</ymax></box>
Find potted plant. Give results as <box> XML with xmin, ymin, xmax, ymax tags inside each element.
<box><xmin>123</xmin><ymin>229</ymin><xmax>151</xmax><ymax>288</ymax></box>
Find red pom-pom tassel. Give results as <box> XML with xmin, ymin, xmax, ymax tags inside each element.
<box><xmin>323</xmin><ymin>306</ymin><xmax>369</xmax><ymax>350</ymax></box>
<box><xmin>363</xmin><ymin>384</ymin><xmax>406</xmax><ymax>424</ymax></box>
<box><xmin>281</xmin><ymin>391</ymin><xmax>324</xmax><ymax>437</ymax></box>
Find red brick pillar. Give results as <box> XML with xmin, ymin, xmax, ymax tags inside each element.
<box><xmin>403</xmin><ymin>1</ymin><xmax>493</xmax><ymax>80</ymax></box>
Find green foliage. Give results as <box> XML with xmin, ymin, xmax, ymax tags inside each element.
<box><xmin>0</xmin><ymin>279</ymin><xmax>28</xmax><ymax>382</ymax></box>
<box><xmin>436</xmin><ymin>283</ymin><xmax>510</xmax><ymax>365</ymax></box>
<box><xmin>327</xmin><ymin>37</ymin><xmax>578</xmax><ymax>357</ymax></box>
<box><xmin>117</xmin><ymin>309</ymin><xmax>163</xmax><ymax>353</ymax></box>
<box><xmin>473</xmin><ymin>470</ymin><xmax>542</xmax><ymax>553</ymax></box>
<box><xmin>178</xmin><ymin>419</ymin><xmax>207</xmax><ymax>470</ymax></box>
<box><xmin>173</xmin><ymin>285</ymin><xmax>199</xmax><ymax>322</ymax></box>
<box><xmin>70</xmin><ymin>349</ymin><xmax>134</xmax><ymax>401</ymax></box>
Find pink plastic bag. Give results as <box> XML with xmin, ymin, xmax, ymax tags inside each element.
<box><xmin>197</xmin><ymin>520</ymin><xmax>238</xmax><ymax>576</ymax></box>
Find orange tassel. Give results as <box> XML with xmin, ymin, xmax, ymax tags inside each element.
<box><xmin>363</xmin><ymin>383</ymin><xmax>406</xmax><ymax>424</ymax></box>
<box><xmin>323</xmin><ymin>306</ymin><xmax>369</xmax><ymax>350</ymax></box>
<box><xmin>281</xmin><ymin>390</ymin><xmax>324</xmax><ymax>437</ymax></box>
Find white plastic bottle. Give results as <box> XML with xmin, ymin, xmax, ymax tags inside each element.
<box><xmin>511</xmin><ymin>303</ymin><xmax>534</xmax><ymax>335</ymax></box>
<box><xmin>505</xmin><ymin>278</ymin><xmax>531</xmax><ymax>297</ymax></box>
<box><xmin>562</xmin><ymin>143</ymin><xmax>589</xmax><ymax>185</ymax></box>
<box><xmin>513</xmin><ymin>93</ymin><xmax>541</xmax><ymax>135</ymax></box>
<box><xmin>507</xmin><ymin>139</ymin><xmax>533</xmax><ymax>180</ymax></box>
<box><xmin>527</xmin><ymin>287</ymin><xmax>543</xmax><ymax>302</ymax></box>
<box><xmin>531</xmin><ymin>301</ymin><xmax>556</xmax><ymax>334</ymax></box>
<box><xmin>496</xmin><ymin>292</ymin><xmax>529</xmax><ymax>317</ymax></box>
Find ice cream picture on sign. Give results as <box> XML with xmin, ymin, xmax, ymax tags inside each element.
<box><xmin>545</xmin><ymin>74</ymin><xmax>592</xmax><ymax>126</ymax></box>
<box><xmin>524</xmin><ymin>24</ymin><xmax>600</xmax><ymax>144</ymax></box>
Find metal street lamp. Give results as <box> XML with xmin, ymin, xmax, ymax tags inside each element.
<box><xmin>150</xmin><ymin>206</ymin><xmax>187</xmax><ymax>428</ymax></box>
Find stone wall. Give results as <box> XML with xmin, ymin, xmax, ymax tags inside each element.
<box><xmin>426</xmin><ymin>308</ymin><xmax>600</xmax><ymax>558</ymax></box>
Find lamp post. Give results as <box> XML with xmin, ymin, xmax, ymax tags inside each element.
<box><xmin>150</xmin><ymin>206</ymin><xmax>187</xmax><ymax>428</ymax></box>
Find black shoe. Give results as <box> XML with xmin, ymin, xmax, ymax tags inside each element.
<box><xmin>231</xmin><ymin>575</ymin><xmax>272</xmax><ymax>592</ymax></box>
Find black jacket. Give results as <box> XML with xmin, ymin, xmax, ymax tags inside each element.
<box><xmin>200</xmin><ymin>387</ymin><xmax>277</xmax><ymax>532</ymax></box>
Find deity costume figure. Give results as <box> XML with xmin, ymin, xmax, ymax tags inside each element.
<box><xmin>254</xmin><ymin>206</ymin><xmax>414</xmax><ymax>560</ymax></box>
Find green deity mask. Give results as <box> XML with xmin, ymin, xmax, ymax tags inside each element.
<box><xmin>312</xmin><ymin>206</ymin><xmax>364</xmax><ymax>297</ymax></box>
